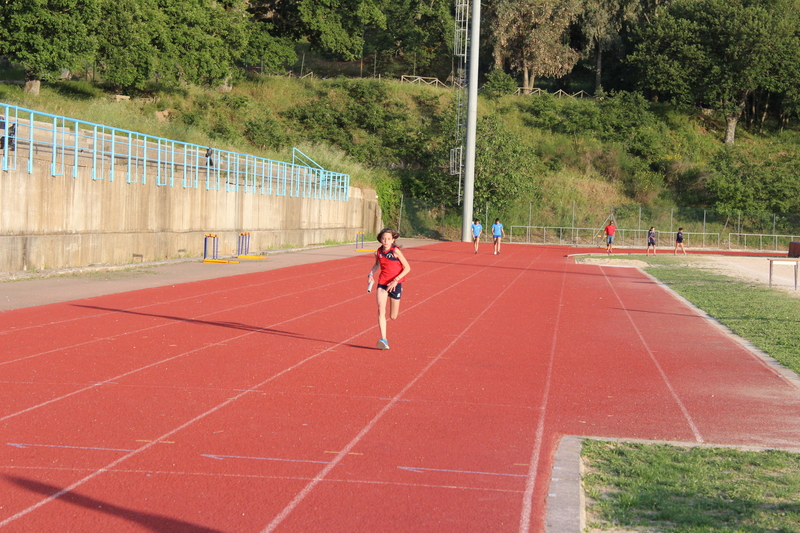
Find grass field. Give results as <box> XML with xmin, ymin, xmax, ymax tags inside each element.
<box><xmin>583</xmin><ymin>440</ymin><xmax>800</xmax><ymax>533</ymax></box>
<box><xmin>582</xmin><ymin>259</ymin><xmax>800</xmax><ymax>533</ymax></box>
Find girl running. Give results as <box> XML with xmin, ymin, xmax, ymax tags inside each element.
<box><xmin>674</xmin><ymin>228</ymin><xmax>686</xmax><ymax>255</ymax></box>
<box><xmin>368</xmin><ymin>228</ymin><xmax>411</xmax><ymax>350</ymax></box>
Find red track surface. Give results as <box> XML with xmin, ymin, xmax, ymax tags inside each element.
<box><xmin>2</xmin><ymin>243</ymin><xmax>800</xmax><ymax>532</ymax></box>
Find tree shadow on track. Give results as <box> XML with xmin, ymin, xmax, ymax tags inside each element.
<box><xmin>4</xmin><ymin>475</ymin><xmax>225</xmax><ymax>532</ymax></box>
<box><xmin>71</xmin><ymin>304</ymin><xmax>376</xmax><ymax>351</ymax></box>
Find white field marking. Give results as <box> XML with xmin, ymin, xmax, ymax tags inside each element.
<box><xmin>0</xmin><ymin>249</ymin><xmax>469</xmax><ymax>421</ymax></box>
<box><xmin>0</xmin><ymin>245</ymin><xmax>457</xmax><ymax>337</ymax></box>
<box><xmin>7</xmin><ymin>443</ymin><xmax>134</xmax><ymax>452</ymax></box>
<box><xmin>0</xmin><ymin>303</ymin><xmax>389</xmax><ymax>528</ymax></box>
<box><xmin>0</xmin><ymin>248</ymin><xmax>486</xmax><ymax>527</ymax></box>
<box><xmin>201</xmin><ymin>454</ymin><xmax>329</xmax><ymax>464</ymax></box>
<box><xmin>0</xmin><ymin>288</ymin><xmax>370</xmax><ymax>423</ymax></box>
<box><xmin>261</xmin><ymin>249</ymin><xmax>542</xmax><ymax>533</ymax></box>
<box><xmin>0</xmin><ymin>249</ymin><xmax>459</xmax><ymax>367</ymax></box>
<box><xmin>518</xmin><ymin>266</ymin><xmax>566</xmax><ymax>533</ymax></box>
<box><xmin>397</xmin><ymin>466</ymin><xmax>527</xmax><ymax>477</ymax></box>
<box><xmin>1</xmin><ymin>464</ymin><xmax>526</xmax><ymax>493</ymax></box>
<box><xmin>600</xmin><ymin>266</ymin><xmax>704</xmax><ymax>443</ymax></box>
<box><xmin>641</xmin><ymin>269</ymin><xmax>800</xmax><ymax>390</ymax></box>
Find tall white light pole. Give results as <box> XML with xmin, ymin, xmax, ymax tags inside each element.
<box><xmin>460</xmin><ymin>0</ymin><xmax>480</xmax><ymax>242</ymax></box>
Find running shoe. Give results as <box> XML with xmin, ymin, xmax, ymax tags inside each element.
<box><xmin>377</xmin><ymin>339</ymin><xmax>390</xmax><ymax>350</ymax></box>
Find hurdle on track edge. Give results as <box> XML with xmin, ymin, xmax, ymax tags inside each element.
<box><xmin>202</xmin><ymin>233</ymin><xmax>240</xmax><ymax>264</ymax></box>
<box><xmin>355</xmin><ymin>231</ymin><xmax>372</xmax><ymax>252</ymax></box>
<box><xmin>237</xmin><ymin>232</ymin><xmax>268</xmax><ymax>259</ymax></box>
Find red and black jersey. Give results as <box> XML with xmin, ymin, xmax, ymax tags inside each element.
<box><xmin>376</xmin><ymin>245</ymin><xmax>406</xmax><ymax>285</ymax></box>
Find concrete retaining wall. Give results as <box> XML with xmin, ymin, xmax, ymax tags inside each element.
<box><xmin>0</xmin><ymin>152</ymin><xmax>381</xmax><ymax>272</ymax></box>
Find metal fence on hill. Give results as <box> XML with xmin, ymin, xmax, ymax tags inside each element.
<box><xmin>391</xmin><ymin>197</ymin><xmax>800</xmax><ymax>252</ymax></box>
<box><xmin>0</xmin><ymin>102</ymin><xmax>350</xmax><ymax>201</ymax></box>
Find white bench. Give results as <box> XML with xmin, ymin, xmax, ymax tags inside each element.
<box><xmin>768</xmin><ymin>258</ymin><xmax>800</xmax><ymax>290</ymax></box>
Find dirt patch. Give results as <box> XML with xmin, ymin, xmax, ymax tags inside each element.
<box><xmin>576</xmin><ymin>257</ymin><xmax>651</xmax><ymax>269</ymax></box>
<box><xmin>575</xmin><ymin>254</ymin><xmax>800</xmax><ymax>299</ymax></box>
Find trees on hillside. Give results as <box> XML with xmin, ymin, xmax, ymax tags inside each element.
<box><xmin>365</xmin><ymin>0</ymin><xmax>453</xmax><ymax>75</ymax></box>
<box><xmin>3</xmin><ymin>0</ymin><xmax>800</xmax><ymax>142</ymax></box>
<box><xmin>0</xmin><ymin>0</ymin><xmax>100</xmax><ymax>92</ymax></box>
<box><xmin>629</xmin><ymin>0</ymin><xmax>800</xmax><ymax>144</ymax></box>
<box><xmin>491</xmin><ymin>0</ymin><xmax>582</xmax><ymax>94</ymax></box>
<box><xmin>248</xmin><ymin>0</ymin><xmax>386</xmax><ymax>61</ymax></box>
<box><xmin>579</xmin><ymin>0</ymin><xmax>640</xmax><ymax>93</ymax></box>
<box><xmin>95</xmin><ymin>0</ymin><xmax>164</xmax><ymax>90</ymax></box>
<box><xmin>0</xmin><ymin>0</ymin><xmax>297</xmax><ymax>92</ymax></box>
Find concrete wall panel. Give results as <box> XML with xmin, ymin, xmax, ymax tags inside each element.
<box><xmin>1</xmin><ymin>153</ymin><xmax>381</xmax><ymax>273</ymax></box>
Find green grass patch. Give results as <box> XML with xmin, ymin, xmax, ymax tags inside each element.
<box><xmin>643</xmin><ymin>258</ymin><xmax>800</xmax><ymax>375</ymax></box>
<box><xmin>583</xmin><ymin>259</ymin><xmax>800</xmax><ymax>532</ymax></box>
<box><xmin>582</xmin><ymin>440</ymin><xmax>800</xmax><ymax>533</ymax></box>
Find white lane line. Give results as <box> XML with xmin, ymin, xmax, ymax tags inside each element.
<box><xmin>0</xmin><ymin>248</ymin><xmax>480</xmax><ymax>527</ymax></box>
<box><xmin>0</xmin><ymin>301</ymin><xmax>382</xmax><ymax>528</ymax></box>
<box><xmin>601</xmin><ymin>266</ymin><xmax>704</xmax><ymax>443</ymax></box>
<box><xmin>397</xmin><ymin>466</ymin><xmax>527</xmax><ymax>477</ymax></box>
<box><xmin>0</xmin><ymin>250</ymin><xmax>459</xmax><ymax>367</ymax></box>
<box><xmin>1</xmin><ymin>251</ymin><xmax>467</xmax><ymax>421</ymax></box>
<box><xmin>518</xmin><ymin>265</ymin><xmax>566</xmax><ymax>533</ymax></box>
<box><xmin>261</xmin><ymin>250</ymin><xmax>541</xmax><ymax>533</ymax></box>
<box><xmin>2</xmin><ymin>464</ymin><xmax>527</xmax><ymax>493</ymax></box>
<box><xmin>7</xmin><ymin>443</ymin><xmax>134</xmax><ymax>452</ymax></box>
<box><xmin>201</xmin><ymin>454</ymin><xmax>329</xmax><ymax>464</ymax></box>
<box><xmin>0</xmin><ymin>262</ymin><xmax>360</xmax><ymax>335</ymax></box>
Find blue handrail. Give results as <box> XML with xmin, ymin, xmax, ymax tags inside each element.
<box><xmin>0</xmin><ymin>102</ymin><xmax>350</xmax><ymax>201</ymax></box>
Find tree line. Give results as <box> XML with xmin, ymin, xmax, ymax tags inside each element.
<box><xmin>1</xmin><ymin>0</ymin><xmax>799</xmax><ymax>145</ymax></box>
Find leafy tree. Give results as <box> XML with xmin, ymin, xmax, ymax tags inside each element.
<box><xmin>364</xmin><ymin>0</ymin><xmax>453</xmax><ymax>76</ymax></box>
<box><xmin>0</xmin><ymin>0</ymin><xmax>100</xmax><ymax>87</ymax></box>
<box><xmin>629</xmin><ymin>0</ymin><xmax>800</xmax><ymax>144</ymax></box>
<box><xmin>578</xmin><ymin>0</ymin><xmax>639</xmax><ymax>93</ymax></box>
<box><xmin>248</xmin><ymin>0</ymin><xmax>386</xmax><ymax>60</ymax></box>
<box><xmin>707</xmin><ymin>148</ymin><xmax>800</xmax><ymax>212</ymax></box>
<box><xmin>473</xmin><ymin>116</ymin><xmax>541</xmax><ymax>208</ymax></box>
<box><xmin>421</xmin><ymin>115</ymin><xmax>540</xmax><ymax>208</ymax></box>
<box><xmin>94</xmin><ymin>0</ymin><xmax>165</xmax><ymax>91</ymax></box>
<box><xmin>491</xmin><ymin>0</ymin><xmax>582</xmax><ymax>93</ymax></box>
<box><xmin>154</xmin><ymin>0</ymin><xmax>255</xmax><ymax>86</ymax></box>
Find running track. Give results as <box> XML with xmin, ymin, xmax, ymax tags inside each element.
<box><xmin>2</xmin><ymin>243</ymin><xmax>800</xmax><ymax>532</ymax></box>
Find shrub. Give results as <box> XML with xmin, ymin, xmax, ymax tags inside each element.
<box><xmin>483</xmin><ymin>69</ymin><xmax>518</xmax><ymax>98</ymax></box>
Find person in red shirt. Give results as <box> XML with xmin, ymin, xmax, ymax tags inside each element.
<box><xmin>604</xmin><ymin>220</ymin><xmax>616</xmax><ymax>254</ymax></box>
<box><xmin>368</xmin><ymin>228</ymin><xmax>411</xmax><ymax>350</ymax></box>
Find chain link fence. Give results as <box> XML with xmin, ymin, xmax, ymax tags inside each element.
<box><xmin>389</xmin><ymin>197</ymin><xmax>800</xmax><ymax>251</ymax></box>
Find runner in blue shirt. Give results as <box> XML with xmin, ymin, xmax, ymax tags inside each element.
<box><xmin>471</xmin><ymin>219</ymin><xmax>482</xmax><ymax>254</ymax></box>
<box><xmin>491</xmin><ymin>218</ymin><xmax>505</xmax><ymax>255</ymax></box>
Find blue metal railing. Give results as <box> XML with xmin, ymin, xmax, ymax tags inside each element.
<box><xmin>0</xmin><ymin>102</ymin><xmax>350</xmax><ymax>201</ymax></box>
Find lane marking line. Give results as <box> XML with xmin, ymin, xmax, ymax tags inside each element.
<box><xmin>519</xmin><ymin>262</ymin><xmax>566</xmax><ymax>533</ymax></box>
<box><xmin>261</xmin><ymin>249</ymin><xmax>543</xmax><ymax>533</ymax></box>
<box><xmin>201</xmin><ymin>454</ymin><xmax>329</xmax><ymax>464</ymax></box>
<box><xmin>397</xmin><ymin>466</ymin><xmax>527</xmax><ymax>478</ymax></box>
<box><xmin>7</xmin><ymin>443</ymin><xmax>134</xmax><ymax>452</ymax></box>
<box><xmin>0</xmin><ymin>245</ymin><xmax>510</xmax><ymax>527</ymax></box>
<box><xmin>600</xmin><ymin>266</ymin><xmax>704</xmax><ymax>443</ymax></box>
<box><xmin>0</xmin><ymin>248</ymin><xmax>468</xmax><ymax>528</ymax></box>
